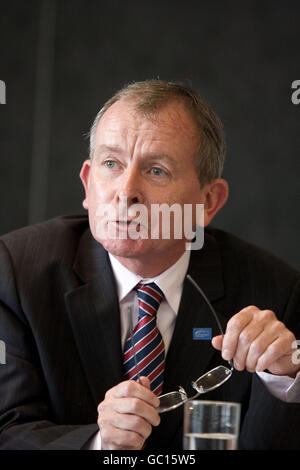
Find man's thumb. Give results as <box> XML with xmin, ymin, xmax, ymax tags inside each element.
<box><xmin>139</xmin><ymin>376</ymin><xmax>151</xmax><ymax>389</ymax></box>
<box><xmin>212</xmin><ymin>334</ymin><xmax>223</xmax><ymax>351</ymax></box>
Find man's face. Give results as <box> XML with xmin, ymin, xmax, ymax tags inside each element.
<box><xmin>80</xmin><ymin>98</ymin><xmax>208</xmax><ymax>267</ymax></box>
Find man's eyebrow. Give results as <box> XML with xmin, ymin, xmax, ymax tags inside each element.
<box><xmin>94</xmin><ymin>144</ymin><xmax>122</xmax><ymax>156</ymax></box>
<box><xmin>94</xmin><ymin>145</ymin><xmax>179</xmax><ymax>169</ymax></box>
<box><xmin>145</xmin><ymin>153</ymin><xmax>179</xmax><ymax>169</ymax></box>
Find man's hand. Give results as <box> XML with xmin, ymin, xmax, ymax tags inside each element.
<box><xmin>212</xmin><ymin>306</ymin><xmax>299</xmax><ymax>378</ymax></box>
<box><xmin>97</xmin><ymin>376</ymin><xmax>161</xmax><ymax>450</ymax></box>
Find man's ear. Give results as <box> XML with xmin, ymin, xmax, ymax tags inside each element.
<box><xmin>79</xmin><ymin>160</ymin><xmax>91</xmax><ymax>210</ymax></box>
<box><xmin>203</xmin><ymin>179</ymin><xmax>229</xmax><ymax>226</ymax></box>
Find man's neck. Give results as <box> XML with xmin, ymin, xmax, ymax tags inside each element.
<box><xmin>112</xmin><ymin>249</ymin><xmax>187</xmax><ymax>278</ymax></box>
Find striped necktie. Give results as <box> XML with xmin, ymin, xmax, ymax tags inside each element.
<box><xmin>123</xmin><ymin>282</ymin><xmax>165</xmax><ymax>396</ymax></box>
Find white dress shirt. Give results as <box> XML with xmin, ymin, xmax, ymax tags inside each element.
<box><xmin>110</xmin><ymin>249</ymin><xmax>191</xmax><ymax>353</ymax></box>
<box><xmin>86</xmin><ymin>251</ymin><xmax>300</xmax><ymax>449</ymax></box>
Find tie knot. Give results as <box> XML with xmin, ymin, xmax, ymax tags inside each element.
<box><xmin>135</xmin><ymin>282</ymin><xmax>164</xmax><ymax>317</ymax></box>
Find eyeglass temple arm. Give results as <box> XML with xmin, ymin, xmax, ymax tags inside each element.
<box><xmin>128</xmin><ymin>307</ymin><xmax>141</xmax><ymax>381</ymax></box>
<box><xmin>186</xmin><ymin>274</ymin><xmax>233</xmax><ymax>370</ymax></box>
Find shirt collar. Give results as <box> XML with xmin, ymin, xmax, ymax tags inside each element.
<box><xmin>109</xmin><ymin>250</ymin><xmax>191</xmax><ymax>315</ymax></box>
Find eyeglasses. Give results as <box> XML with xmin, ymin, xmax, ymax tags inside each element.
<box><xmin>128</xmin><ymin>274</ymin><xmax>233</xmax><ymax>413</ymax></box>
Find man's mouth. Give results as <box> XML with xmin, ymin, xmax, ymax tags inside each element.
<box><xmin>109</xmin><ymin>220</ymin><xmax>139</xmax><ymax>225</ymax></box>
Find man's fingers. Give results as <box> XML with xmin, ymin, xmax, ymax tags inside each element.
<box><xmin>108</xmin><ymin>408</ymin><xmax>153</xmax><ymax>438</ymax></box>
<box><xmin>233</xmin><ymin>323</ymin><xmax>265</xmax><ymax>370</ymax></box>
<box><xmin>219</xmin><ymin>306</ymin><xmax>297</xmax><ymax>375</ymax></box>
<box><xmin>256</xmin><ymin>331</ymin><xmax>296</xmax><ymax>373</ymax></box>
<box><xmin>255</xmin><ymin>337</ymin><xmax>285</xmax><ymax>372</ymax></box>
<box><xmin>105</xmin><ymin>379</ymin><xmax>160</xmax><ymax>408</ymax></box>
<box><xmin>243</xmin><ymin>320</ymin><xmax>286</xmax><ymax>371</ymax></box>
<box><xmin>221</xmin><ymin>306</ymin><xmax>254</xmax><ymax>360</ymax></box>
<box><xmin>114</xmin><ymin>397</ymin><xmax>160</xmax><ymax>427</ymax></box>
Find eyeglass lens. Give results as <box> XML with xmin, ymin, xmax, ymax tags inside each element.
<box><xmin>158</xmin><ymin>366</ymin><xmax>232</xmax><ymax>413</ymax></box>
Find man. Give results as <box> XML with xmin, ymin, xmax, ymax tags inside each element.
<box><xmin>0</xmin><ymin>80</ymin><xmax>300</xmax><ymax>450</ymax></box>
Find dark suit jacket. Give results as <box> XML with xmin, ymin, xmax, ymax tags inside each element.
<box><xmin>0</xmin><ymin>215</ymin><xmax>300</xmax><ymax>450</ymax></box>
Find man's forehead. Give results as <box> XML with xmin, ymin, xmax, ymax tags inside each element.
<box><xmin>95</xmin><ymin>98</ymin><xmax>199</xmax><ymax>144</ymax></box>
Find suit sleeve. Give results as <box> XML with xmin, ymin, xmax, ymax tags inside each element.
<box><xmin>0</xmin><ymin>240</ymin><xmax>98</xmax><ymax>449</ymax></box>
<box><xmin>239</xmin><ymin>277</ymin><xmax>300</xmax><ymax>449</ymax></box>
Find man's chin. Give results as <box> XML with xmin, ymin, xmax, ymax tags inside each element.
<box><xmin>98</xmin><ymin>238</ymin><xmax>152</xmax><ymax>259</ymax></box>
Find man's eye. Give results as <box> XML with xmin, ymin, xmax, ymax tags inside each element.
<box><xmin>150</xmin><ymin>167</ymin><xmax>166</xmax><ymax>176</ymax></box>
<box><xmin>104</xmin><ymin>160</ymin><xmax>118</xmax><ymax>169</ymax></box>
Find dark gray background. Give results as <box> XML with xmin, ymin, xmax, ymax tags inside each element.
<box><xmin>0</xmin><ymin>0</ymin><xmax>299</xmax><ymax>269</ymax></box>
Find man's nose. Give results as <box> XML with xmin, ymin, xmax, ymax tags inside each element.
<box><xmin>116</xmin><ymin>166</ymin><xmax>144</xmax><ymax>205</ymax></box>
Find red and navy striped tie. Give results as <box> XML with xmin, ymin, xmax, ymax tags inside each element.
<box><xmin>123</xmin><ymin>282</ymin><xmax>165</xmax><ymax>396</ymax></box>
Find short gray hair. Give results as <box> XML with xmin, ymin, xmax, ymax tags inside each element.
<box><xmin>89</xmin><ymin>80</ymin><xmax>226</xmax><ymax>185</ymax></box>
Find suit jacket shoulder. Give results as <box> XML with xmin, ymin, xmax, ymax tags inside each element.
<box><xmin>207</xmin><ymin>225</ymin><xmax>299</xmax><ymax>302</ymax></box>
<box><xmin>0</xmin><ymin>215</ymin><xmax>89</xmax><ymax>293</ymax></box>
<box><xmin>0</xmin><ymin>214</ymin><xmax>89</xmax><ymax>266</ymax></box>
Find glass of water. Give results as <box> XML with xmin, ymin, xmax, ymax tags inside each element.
<box><xmin>183</xmin><ymin>400</ymin><xmax>241</xmax><ymax>450</ymax></box>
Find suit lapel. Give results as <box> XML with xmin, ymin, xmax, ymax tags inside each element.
<box><xmin>65</xmin><ymin>230</ymin><xmax>123</xmax><ymax>407</ymax></box>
